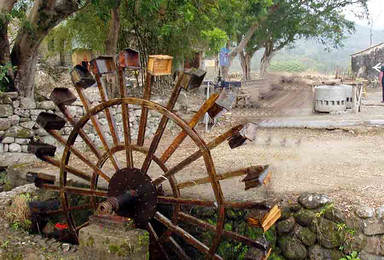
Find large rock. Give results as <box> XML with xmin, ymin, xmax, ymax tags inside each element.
<box><xmin>295</xmin><ymin>225</ymin><xmax>316</xmax><ymax>246</ymax></box>
<box><xmin>37</xmin><ymin>101</ymin><xmax>56</xmax><ymax>110</ymax></box>
<box><xmin>277</xmin><ymin>217</ymin><xmax>296</xmax><ymax>235</ymax></box>
<box><xmin>324</xmin><ymin>207</ymin><xmax>346</xmax><ymax>223</ymax></box>
<box><xmin>34</xmin><ymin>70</ymin><xmax>56</xmax><ymax>98</ymax></box>
<box><xmin>308</xmin><ymin>245</ymin><xmax>344</xmax><ymax>260</ymax></box>
<box><xmin>9</xmin><ymin>143</ymin><xmax>21</xmax><ymax>152</ymax></box>
<box><xmin>79</xmin><ymin>223</ymin><xmax>149</xmax><ymax>260</ymax></box>
<box><xmin>14</xmin><ymin>107</ymin><xmax>30</xmax><ymax>117</ymax></box>
<box><xmin>278</xmin><ymin>236</ymin><xmax>307</xmax><ymax>260</ymax></box>
<box><xmin>5</xmin><ymin>126</ymin><xmax>34</xmax><ymax>138</ymax></box>
<box><xmin>294</xmin><ymin>209</ymin><xmax>316</xmax><ymax>227</ymax></box>
<box><xmin>0</xmin><ymin>153</ymin><xmax>37</xmax><ymax>168</ymax></box>
<box><xmin>0</xmin><ymin>92</ymin><xmax>18</xmax><ymax>100</ymax></box>
<box><xmin>360</xmin><ymin>251</ymin><xmax>384</xmax><ymax>260</ymax></box>
<box><xmin>313</xmin><ymin>218</ymin><xmax>344</xmax><ymax>249</ymax></box>
<box><xmin>20</xmin><ymin>121</ymin><xmax>36</xmax><ymax>129</ymax></box>
<box><xmin>343</xmin><ymin>233</ymin><xmax>366</xmax><ymax>254</ymax></box>
<box><xmin>364</xmin><ymin>220</ymin><xmax>384</xmax><ymax>236</ymax></box>
<box><xmin>0</xmin><ymin>104</ymin><xmax>13</xmax><ymax>117</ymax></box>
<box><xmin>10</xmin><ymin>114</ymin><xmax>20</xmax><ymax>126</ymax></box>
<box><xmin>19</xmin><ymin>97</ymin><xmax>36</xmax><ymax>109</ymax></box>
<box><xmin>298</xmin><ymin>193</ymin><xmax>332</xmax><ymax>210</ymax></box>
<box><xmin>356</xmin><ymin>206</ymin><xmax>375</xmax><ymax>219</ymax></box>
<box><xmin>0</xmin><ymin>118</ymin><xmax>11</xmax><ymax>130</ymax></box>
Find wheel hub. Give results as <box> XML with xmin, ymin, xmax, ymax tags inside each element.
<box><xmin>103</xmin><ymin>168</ymin><xmax>157</xmax><ymax>228</ymax></box>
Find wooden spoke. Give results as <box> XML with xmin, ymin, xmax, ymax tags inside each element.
<box><xmin>95</xmin><ymin>74</ymin><xmax>120</xmax><ymax>146</ymax></box>
<box><xmin>154</xmin><ymin>212</ymin><xmax>223</xmax><ymax>260</ymax></box>
<box><xmin>117</xmin><ymin>67</ymin><xmax>133</xmax><ymax>168</ymax></box>
<box><xmin>178</xmin><ymin>212</ymin><xmax>270</xmax><ymax>252</ymax></box>
<box><xmin>152</xmin><ymin>124</ymin><xmax>245</xmax><ymax>186</ymax></box>
<box><xmin>75</xmin><ymin>221</ymin><xmax>90</xmax><ymax>232</ymax></box>
<box><xmin>157</xmin><ymin>196</ymin><xmax>269</xmax><ymax>210</ymax></box>
<box><xmin>75</xmin><ymin>86</ymin><xmax>120</xmax><ymax>170</ymax></box>
<box><xmin>41</xmin><ymin>184</ymin><xmax>108</xmax><ymax>197</ymax></box>
<box><xmin>137</xmin><ymin>72</ymin><xmax>153</xmax><ymax>146</ymax></box>
<box><xmin>177</xmin><ymin>166</ymin><xmax>258</xmax><ymax>189</ymax></box>
<box><xmin>141</xmin><ymin>73</ymin><xmax>185</xmax><ymax>174</ymax></box>
<box><xmin>167</xmin><ymin>236</ymin><xmax>192</xmax><ymax>260</ymax></box>
<box><xmin>160</xmin><ymin>93</ymin><xmax>220</xmax><ymax>163</ymax></box>
<box><xmin>56</xmin><ymin>103</ymin><xmax>103</xmax><ymax>159</ymax></box>
<box><xmin>42</xmin><ymin>155</ymin><xmax>91</xmax><ymax>182</ymax></box>
<box><xmin>157</xmin><ymin>196</ymin><xmax>216</xmax><ymax>207</ymax></box>
<box><xmin>147</xmin><ymin>223</ymin><xmax>170</xmax><ymax>260</ymax></box>
<box><xmin>48</xmin><ymin>130</ymin><xmax>110</xmax><ymax>182</ymax></box>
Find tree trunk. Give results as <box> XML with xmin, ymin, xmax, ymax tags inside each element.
<box><xmin>239</xmin><ymin>51</ymin><xmax>253</xmax><ymax>81</ymax></box>
<box><xmin>260</xmin><ymin>41</ymin><xmax>274</xmax><ymax>78</ymax></box>
<box><xmin>104</xmin><ymin>3</ymin><xmax>121</xmax><ymax>98</ymax></box>
<box><xmin>10</xmin><ymin>0</ymin><xmax>82</xmax><ymax>98</ymax></box>
<box><xmin>0</xmin><ymin>0</ymin><xmax>18</xmax><ymax>90</ymax></box>
<box><xmin>222</xmin><ymin>22</ymin><xmax>260</xmax><ymax>79</ymax></box>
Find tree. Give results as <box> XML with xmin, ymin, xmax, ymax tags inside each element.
<box><xmin>0</xmin><ymin>0</ymin><xmax>89</xmax><ymax>97</ymax></box>
<box><xmin>211</xmin><ymin>0</ymin><xmax>273</xmax><ymax>79</ymax></box>
<box><xmin>240</xmin><ymin>0</ymin><xmax>368</xmax><ymax>78</ymax></box>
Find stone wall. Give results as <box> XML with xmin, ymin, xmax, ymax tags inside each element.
<box><xmin>0</xmin><ymin>91</ymin><xmax>165</xmax><ymax>168</ymax></box>
<box><xmin>275</xmin><ymin>193</ymin><xmax>384</xmax><ymax>260</ymax></box>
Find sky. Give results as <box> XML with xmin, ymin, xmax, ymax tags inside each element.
<box><xmin>345</xmin><ymin>0</ymin><xmax>384</xmax><ymax>30</ymax></box>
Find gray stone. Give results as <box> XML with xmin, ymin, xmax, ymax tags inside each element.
<box><xmin>0</xmin><ymin>153</ymin><xmax>37</xmax><ymax>168</ymax></box>
<box><xmin>20</xmin><ymin>121</ymin><xmax>35</xmax><ymax>129</ymax></box>
<box><xmin>0</xmin><ymin>95</ymin><xmax>12</xmax><ymax>104</ymax></box>
<box><xmin>364</xmin><ymin>220</ymin><xmax>384</xmax><ymax>236</ymax></box>
<box><xmin>30</xmin><ymin>109</ymin><xmax>45</xmax><ymax>116</ymax></box>
<box><xmin>10</xmin><ymin>114</ymin><xmax>20</xmax><ymax>126</ymax></box>
<box><xmin>343</xmin><ymin>233</ymin><xmax>367</xmax><ymax>254</ymax></box>
<box><xmin>4</xmin><ymin>144</ymin><xmax>8</xmax><ymax>152</ymax></box>
<box><xmin>5</xmin><ymin>126</ymin><xmax>34</xmax><ymax>138</ymax></box>
<box><xmin>294</xmin><ymin>209</ymin><xmax>316</xmax><ymax>227</ymax></box>
<box><xmin>14</xmin><ymin>107</ymin><xmax>30</xmax><ymax>117</ymax></box>
<box><xmin>19</xmin><ymin>97</ymin><xmax>36</xmax><ymax>109</ymax></box>
<box><xmin>364</xmin><ymin>236</ymin><xmax>381</xmax><ymax>255</ymax></box>
<box><xmin>0</xmin><ymin>144</ymin><xmax>3</xmax><ymax>153</ymax></box>
<box><xmin>377</xmin><ymin>206</ymin><xmax>384</xmax><ymax>219</ymax></box>
<box><xmin>9</xmin><ymin>143</ymin><xmax>21</xmax><ymax>152</ymax></box>
<box><xmin>278</xmin><ymin>236</ymin><xmax>307</xmax><ymax>260</ymax></box>
<box><xmin>313</xmin><ymin>218</ymin><xmax>344</xmax><ymax>249</ymax></box>
<box><xmin>360</xmin><ymin>251</ymin><xmax>384</xmax><ymax>260</ymax></box>
<box><xmin>40</xmin><ymin>135</ymin><xmax>56</xmax><ymax>145</ymax></box>
<box><xmin>2</xmin><ymin>136</ymin><xmax>14</xmax><ymax>143</ymax></box>
<box><xmin>79</xmin><ymin>224</ymin><xmax>149</xmax><ymax>260</ymax></box>
<box><xmin>277</xmin><ymin>217</ymin><xmax>296</xmax><ymax>235</ymax></box>
<box><xmin>0</xmin><ymin>104</ymin><xmax>13</xmax><ymax>117</ymax></box>
<box><xmin>356</xmin><ymin>206</ymin><xmax>375</xmax><ymax>218</ymax></box>
<box><xmin>21</xmin><ymin>145</ymin><xmax>28</xmax><ymax>153</ymax></box>
<box><xmin>35</xmin><ymin>128</ymin><xmax>48</xmax><ymax>136</ymax></box>
<box><xmin>13</xmin><ymin>100</ymin><xmax>20</xmax><ymax>108</ymax></box>
<box><xmin>0</xmin><ymin>118</ymin><xmax>11</xmax><ymax>130</ymax></box>
<box><xmin>308</xmin><ymin>245</ymin><xmax>344</xmax><ymax>260</ymax></box>
<box><xmin>15</xmin><ymin>138</ymin><xmax>30</xmax><ymax>144</ymax></box>
<box><xmin>295</xmin><ymin>225</ymin><xmax>316</xmax><ymax>246</ymax></box>
<box><xmin>31</xmin><ymin>115</ymin><xmax>37</xmax><ymax>121</ymax></box>
<box><xmin>324</xmin><ymin>207</ymin><xmax>346</xmax><ymax>223</ymax></box>
<box><xmin>0</xmin><ymin>92</ymin><xmax>18</xmax><ymax>100</ymax></box>
<box><xmin>37</xmin><ymin>101</ymin><xmax>56</xmax><ymax>110</ymax></box>
<box><xmin>298</xmin><ymin>193</ymin><xmax>333</xmax><ymax>209</ymax></box>
<box><xmin>0</xmin><ymin>130</ymin><xmax>4</xmax><ymax>136</ymax></box>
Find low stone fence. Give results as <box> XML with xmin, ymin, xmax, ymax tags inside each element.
<box><xmin>0</xmin><ymin>91</ymin><xmax>165</xmax><ymax>167</ymax></box>
<box><xmin>275</xmin><ymin>193</ymin><xmax>384</xmax><ymax>260</ymax></box>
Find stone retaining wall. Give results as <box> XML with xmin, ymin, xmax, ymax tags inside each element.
<box><xmin>0</xmin><ymin>91</ymin><xmax>167</xmax><ymax>167</ymax></box>
<box><xmin>275</xmin><ymin>193</ymin><xmax>384</xmax><ymax>260</ymax></box>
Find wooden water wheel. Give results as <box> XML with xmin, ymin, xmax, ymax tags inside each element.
<box><xmin>28</xmin><ymin>52</ymin><xmax>280</xmax><ymax>260</ymax></box>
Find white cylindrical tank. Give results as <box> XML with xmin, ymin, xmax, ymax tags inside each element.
<box><xmin>339</xmin><ymin>84</ymin><xmax>353</xmax><ymax>109</ymax></box>
<box><xmin>314</xmin><ymin>85</ymin><xmax>347</xmax><ymax>113</ymax></box>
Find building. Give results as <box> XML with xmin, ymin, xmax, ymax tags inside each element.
<box><xmin>351</xmin><ymin>42</ymin><xmax>384</xmax><ymax>80</ymax></box>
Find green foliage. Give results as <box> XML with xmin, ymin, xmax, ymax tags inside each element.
<box><xmin>0</xmin><ymin>63</ymin><xmax>16</xmax><ymax>92</ymax></box>
<box><xmin>201</xmin><ymin>28</ymin><xmax>228</xmax><ymax>56</ymax></box>
<box><xmin>339</xmin><ymin>251</ymin><xmax>361</xmax><ymax>260</ymax></box>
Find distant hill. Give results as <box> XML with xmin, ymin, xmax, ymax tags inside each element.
<box><xmin>229</xmin><ymin>24</ymin><xmax>384</xmax><ymax>74</ymax></box>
